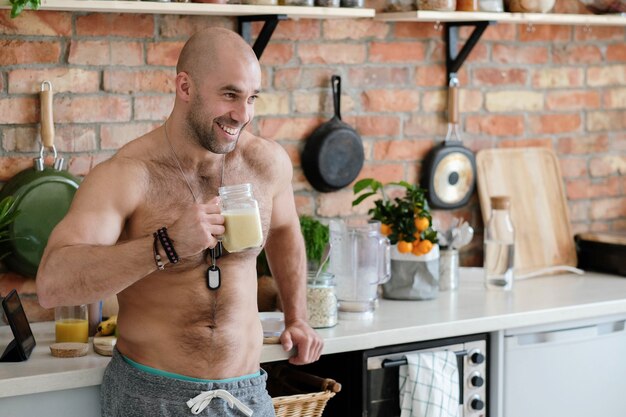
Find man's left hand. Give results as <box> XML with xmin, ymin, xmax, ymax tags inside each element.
<box><xmin>279</xmin><ymin>319</ymin><xmax>323</xmax><ymax>365</ymax></box>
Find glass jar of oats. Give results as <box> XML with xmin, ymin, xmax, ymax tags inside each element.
<box><xmin>306</xmin><ymin>271</ymin><xmax>338</xmax><ymax>329</ymax></box>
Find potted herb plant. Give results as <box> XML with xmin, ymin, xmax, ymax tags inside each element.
<box><xmin>352</xmin><ymin>178</ymin><xmax>440</xmax><ymax>300</ymax></box>
<box><xmin>0</xmin><ymin>196</ymin><xmax>20</xmax><ymax>261</ymax></box>
<box><xmin>8</xmin><ymin>0</ymin><xmax>40</xmax><ymax>18</ymax></box>
<box><xmin>256</xmin><ymin>215</ymin><xmax>329</xmax><ymax>275</ymax></box>
<box><xmin>256</xmin><ymin>215</ymin><xmax>329</xmax><ymax>312</ymax></box>
<box><xmin>299</xmin><ymin>215</ymin><xmax>329</xmax><ymax>273</ymax></box>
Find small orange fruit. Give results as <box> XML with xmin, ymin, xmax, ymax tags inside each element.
<box><xmin>397</xmin><ymin>241</ymin><xmax>413</xmax><ymax>254</ymax></box>
<box><xmin>414</xmin><ymin>216</ymin><xmax>430</xmax><ymax>233</ymax></box>
<box><xmin>413</xmin><ymin>231</ymin><xmax>422</xmax><ymax>241</ymax></box>
<box><xmin>380</xmin><ymin>223</ymin><xmax>392</xmax><ymax>236</ymax></box>
<box><xmin>415</xmin><ymin>239</ymin><xmax>433</xmax><ymax>255</ymax></box>
<box><xmin>411</xmin><ymin>243</ymin><xmax>423</xmax><ymax>256</ymax></box>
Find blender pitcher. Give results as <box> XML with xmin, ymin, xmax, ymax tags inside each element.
<box><xmin>329</xmin><ymin>218</ymin><xmax>391</xmax><ymax>319</ymax></box>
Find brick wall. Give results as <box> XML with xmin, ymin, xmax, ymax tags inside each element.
<box><xmin>0</xmin><ymin>6</ymin><xmax>625</xmax><ymax>320</ymax></box>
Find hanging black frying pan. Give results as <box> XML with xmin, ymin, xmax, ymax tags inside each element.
<box><xmin>301</xmin><ymin>75</ymin><xmax>364</xmax><ymax>193</ymax></box>
<box><xmin>421</xmin><ymin>77</ymin><xmax>476</xmax><ymax>210</ymax></box>
<box><xmin>0</xmin><ymin>81</ymin><xmax>80</xmax><ymax>277</ymax></box>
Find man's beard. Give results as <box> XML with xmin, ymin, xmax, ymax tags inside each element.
<box><xmin>187</xmin><ymin>97</ymin><xmax>241</xmax><ymax>155</ymax></box>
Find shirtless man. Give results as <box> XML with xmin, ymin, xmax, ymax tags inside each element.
<box><xmin>36</xmin><ymin>27</ymin><xmax>323</xmax><ymax>416</ymax></box>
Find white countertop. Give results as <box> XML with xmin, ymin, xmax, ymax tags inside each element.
<box><xmin>3</xmin><ymin>268</ymin><xmax>626</xmax><ymax>398</ymax></box>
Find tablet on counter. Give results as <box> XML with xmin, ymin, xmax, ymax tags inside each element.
<box><xmin>1</xmin><ymin>289</ymin><xmax>36</xmax><ymax>362</ymax></box>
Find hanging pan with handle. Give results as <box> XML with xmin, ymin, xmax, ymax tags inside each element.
<box><xmin>421</xmin><ymin>76</ymin><xmax>476</xmax><ymax>210</ymax></box>
<box><xmin>0</xmin><ymin>81</ymin><xmax>81</xmax><ymax>277</ymax></box>
<box><xmin>301</xmin><ymin>75</ymin><xmax>365</xmax><ymax>193</ymax></box>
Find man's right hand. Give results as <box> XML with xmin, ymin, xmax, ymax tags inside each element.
<box><xmin>167</xmin><ymin>196</ymin><xmax>225</xmax><ymax>257</ymax></box>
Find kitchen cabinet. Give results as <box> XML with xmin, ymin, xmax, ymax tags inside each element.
<box><xmin>1</xmin><ymin>386</ymin><xmax>101</xmax><ymax>417</ymax></box>
<box><xmin>490</xmin><ymin>313</ymin><xmax>626</xmax><ymax>417</ymax></box>
<box><xmin>4</xmin><ymin>269</ymin><xmax>626</xmax><ymax>416</ymax></box>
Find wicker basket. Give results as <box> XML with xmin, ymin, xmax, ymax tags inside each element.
<box><xmin>272</xmin><ymin>390</ymin><xmax>336</xmax><ymax>417</ymax></box>
<box><xmin>266</xmin><ymin>364</ymin><xmax>341</xmax><ymax>417</ymax></box>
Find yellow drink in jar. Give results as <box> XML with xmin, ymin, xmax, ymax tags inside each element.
<box><xmin>222</xmin><ymin>208</ymin><xmax>263</xmax><ymax>252</ymax></box>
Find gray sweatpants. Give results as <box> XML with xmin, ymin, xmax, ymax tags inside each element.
<box><xmin>101</xmin><ymin>348</ymin><xmax>275</xmax><ymax>417</ymax></box>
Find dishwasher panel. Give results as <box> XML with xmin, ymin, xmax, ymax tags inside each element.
<box><xmin>503</xmin><ymin>316</ymin><xmax>626</xmax><ymax>417</ymax></box>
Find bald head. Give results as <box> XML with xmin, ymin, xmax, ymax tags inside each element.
<box><xmin>177</xmin><ymin>27</ymin><xmax>258</xmax><ymax>84</ymax></box>
<box><xmin>172</xmin><ymin>27</ymin><xmax>261</xmax><ymax>154</ymax></box>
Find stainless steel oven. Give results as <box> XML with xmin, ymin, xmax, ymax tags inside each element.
<box><xmin>363</xmin><ymin>333</ymin><xmax>488</xmax><ymax>417</ymax></box>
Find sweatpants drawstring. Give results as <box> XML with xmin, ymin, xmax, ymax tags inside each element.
<box><xmin>186</xmin><ymin>389</ymin><xmax>254</xmax><ymax>416</ymax></box>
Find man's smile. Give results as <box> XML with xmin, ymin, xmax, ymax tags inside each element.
<box><xmin>216</xmin><ymin>121</ymin><xmax>239</xmax><ymax>136</ymax></box>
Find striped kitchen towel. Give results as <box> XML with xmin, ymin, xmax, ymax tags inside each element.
<box><xmin>399</xmin><ymin>351</ymin><xmax>460</xmax><ymax>417</ymax></box>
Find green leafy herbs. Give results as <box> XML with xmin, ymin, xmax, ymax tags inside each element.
<box><xmin>352</xmin><ymin>178</ymin><xmax>437</xmax><ymax>247</ymax></box>
<box><xmin>0</xmin><ymin>196</ymin><xmax>19</xmax><ymax>237</ymax></box>
<box><xmin>9</xmin><ymin>0</ymin><xmax>40</xmax><ymax>18</ymax></box>
<box><xmin>0</xmin><ymin>196</ymin><xmax>20</xmax><ymax>260</ymax></box>
<box><xmin>256</xmin><ymin>215</ymin><xmax>329</xmax><ymax>277</ymax></box>
<box><xmin>299</xmin><ymin>215</ymin><xmax>329</xmax><ymax>265</ymax></box>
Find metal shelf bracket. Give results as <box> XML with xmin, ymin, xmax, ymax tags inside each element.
<box><xmin>445</xmin><ymin>20</ymin><xmax>493</xmax><ymax>81</ymax></box>
<box><xmin>238</xmin><ymin>14</ymin><xmax>287</xmax><ymax>59</ymax></box>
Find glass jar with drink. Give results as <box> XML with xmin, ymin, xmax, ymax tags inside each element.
<box><xmin>219</xmin><ymin>183</ymin><xmax>263</xmax><ymax>253</ymax></box>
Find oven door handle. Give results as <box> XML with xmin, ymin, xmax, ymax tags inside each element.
<box><xmin>381</xmin><ymin>358</ymin><xmax>409</xmax><ymax>368</ymax></box>
<box><xmin>380</xmin><ymin>349</ymin><xmax>468</xmax><ymax>368</ymax></box>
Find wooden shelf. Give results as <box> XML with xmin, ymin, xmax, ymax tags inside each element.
<box><xmin>0</xmin><ymin>0</ymin><xmax>375</xmax><ymax>18</ymax></box>
<box><xmin>376</xmin><ymin>10</ymin><xmax>626</xmax><ymax>26</ymax></box>
<box><xmin>3</xmin><ymin>1</ymin><xmax>624</xmax><ymax>25</ymax></box>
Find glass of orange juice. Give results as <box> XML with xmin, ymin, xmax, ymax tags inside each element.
<box><xmin>55</xmin><ymin>305</ymin><xmax>89</xmax><ymax>343</ymax></box>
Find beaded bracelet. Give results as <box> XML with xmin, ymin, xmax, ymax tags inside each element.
<box><xmin>156</xmin><ymin>227</ymin><xmax>179</xmax><ymax>264</ymax></box>
<box><xmin>152</xmin><ymin>232</ymin><xmax>165</xmax><ymax>270</ymax></box>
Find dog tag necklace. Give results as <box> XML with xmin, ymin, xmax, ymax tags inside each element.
<box><xmin>164</xmin><ymin>122</ymin><xmax>225</xmax><ymax>291</ymax></box>
<box><xmin>207</xmin><ymin>242</ymin><xmax>222</xmax><ymax>290</ymax></box>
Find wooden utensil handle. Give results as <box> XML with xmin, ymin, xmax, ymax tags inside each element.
<box><xmin>448</xmin><ymin>84</ymin><xmax>459</xmax><ymax>125</ymax></box>
<box><xmin>40</xmin><ymin>85</ymin><xmax>54</xmax><ymax>148</ymax></box>
<box><xmin>271</xmin><ymin>363</ymin><xmax>342</xmax><ymax>393</ymax></box>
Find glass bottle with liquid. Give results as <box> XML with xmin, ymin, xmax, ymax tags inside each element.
<box><xmin>484</xmin><ymin>196</ymin><xmax>515</xmax><ymax>290</ymax></box>
<box><xmin>219</xmin><ymin>183</ymin><xmax>263</xmax><ymax>253</ymax></box>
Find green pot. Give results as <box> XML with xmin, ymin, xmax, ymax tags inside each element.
<box><xmin>0</xmin><ymin>166</ymin><xmax>80</xmax><ymax>277</ymax></box>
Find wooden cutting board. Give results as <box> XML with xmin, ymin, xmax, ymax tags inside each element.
<box><xmin>93</xmin><ymin>334</ymin><xmax>116</xmax><ymax>356</ymax></box>
<box><xmin>476</xmin><ymin>147</ymin><xmax>577</xmax><ymax>276</ymax></box>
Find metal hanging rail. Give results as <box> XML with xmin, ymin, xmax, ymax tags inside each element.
<box><xmin>238</xmin><ymin>14</ymin><xmax>288</xmax><ymax>59</ymax></box>
<box><xmin>445</xmin><ymin>20</ymin><xmax>493</xmax><ymax>82</ymax></box>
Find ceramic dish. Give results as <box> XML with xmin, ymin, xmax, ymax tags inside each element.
<box><xmin>259</xmin><ymin>312</ymin><xmax>285</xmax><ymax>337</ymax></box>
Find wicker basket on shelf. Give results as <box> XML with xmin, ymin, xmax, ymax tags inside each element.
<box><xmin>266</xmin><ymin>364</ymin><xmax>342</xmax><ymax>417</ymax></box>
